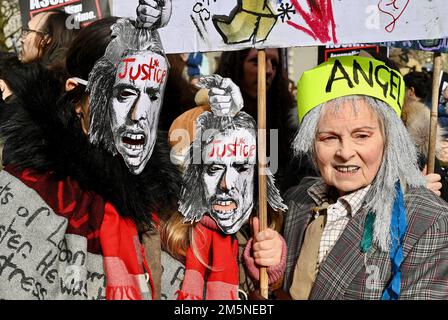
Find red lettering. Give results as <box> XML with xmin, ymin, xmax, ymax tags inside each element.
<box><xmin>227</xmin><ymin>141</ymin><xmax>236</xmax><ymax>157</ymax></box>
<box><xmin>141</xmin><ymin>64</ymin><xmax>151</xmax><ymax>81</ymax></box>
<box><xmin>218</xmin><ymin>145</ymin><xmax>226</xmax><ymax>158</ymax></box>
<box><xmin>156</xmin><ymin>69</ymin><xmax>162</xmax><ymax>83</ymax></box>
<box><xmin>118</xmin><ymin>57</ymin><xmax>167</xmax><ymax>83</ymax></box>
<box><xmin>148</xmin><ymin>57</ymin><xmax>157</xmax><ymax>82</ymax></box>
<box><xmin>129</xmin><ymin>65</ymin><xmax>142</xmax><ymax>81</ymax></box>
<box><xmin>242</xmin><ymin>145</ymin><xmax>249</xmax><ymax>157</ymax></box>
<box><xmin>160</xmin><ymin>70</ymin><xmax>167</xmax><ymax>84</ymax></box>
<box><xmin>208</xmin><ymin>140</ymin><xmax>221</xmax><ymax>158</ymax></box>
<box><xmin>208</xmin><ymin>141</ymin><xmax>257</xmax><ymax>160</ymax></box>
<box><xmin>149</xmin><ymin>57</ymin><xmax>155</xmax><ymax>69</ymax></box>
<box><xmin>118</xmin><ymin>58</ymin><xmax>136</xmax><ymax>79</ymax></box>
<box><xmin>249</xmin><ymin>145</ymin><xmax>256</xmax><ymax>157</ymax></box>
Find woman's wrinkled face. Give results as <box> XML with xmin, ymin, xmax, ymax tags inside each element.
<box><xmin>315</xmin><ymin>99</ymin><xmax>384</xmax><ymax>196</ymax></box>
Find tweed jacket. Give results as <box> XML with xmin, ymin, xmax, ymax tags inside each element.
<box><xmin>282</xmin><ymin>177</ymin><xmax>448</xmax><ymax>299</ymax></box>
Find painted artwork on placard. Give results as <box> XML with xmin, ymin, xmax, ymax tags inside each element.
<box><xmin>112</xmin><ymin>0</ymin><xmax>448</xmax><ymax>54</ymax></box>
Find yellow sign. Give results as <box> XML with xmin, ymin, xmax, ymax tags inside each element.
<box><xmin>213</xmin><ymin>0</ymin><xmax>277</xmax><ymax>44</ymax></box>
<box><xmin>297</xmin><ymin>56</ymin><xmax>405</xmax><ymax>122</ymax></box>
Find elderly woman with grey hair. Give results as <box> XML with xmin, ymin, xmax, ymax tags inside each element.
<box><xmin>282</xmin><ymin>55</ymin><xmax>448</xmax><ymax>300</ymax></box>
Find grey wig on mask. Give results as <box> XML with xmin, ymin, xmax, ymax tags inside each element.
<box><xmin>87</xmin><ymin>18</ymin><xmax>168</xmax><ymax>155</ymax></box>
<box><xmin>292</xmin><ymin>95</ymin><xmax>426</xmax><ymax>251</ymax></box>
<box><xmin>179</xmin><ymin>111</ymin><xmax>287</xmax><ymax>223</ymax></box>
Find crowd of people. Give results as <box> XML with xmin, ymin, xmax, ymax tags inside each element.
<box><xmin>1</xmin><ymin>0</ymin><xmax>448</xmax><ymax>300</ymax></box>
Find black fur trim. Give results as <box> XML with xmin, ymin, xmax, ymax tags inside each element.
<box><xmin>0</xmin><ymin>63</ymin><xmax>180</xmax><ymax>231</ymax></box>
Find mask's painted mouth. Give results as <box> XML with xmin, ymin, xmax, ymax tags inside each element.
<box><xmin>212</xmin><ymin>200</ymin><xmax>237</xmax><ymax>214</ymax></box>
<box><xmin>334</xmin><ymin>165</ymin><xmax>360</xmax><ymax>173</ymax></box>
<box><xmin>122</xmin><ymin>133</ymin><xmax>145</xmax><ymax>150</ymax></box>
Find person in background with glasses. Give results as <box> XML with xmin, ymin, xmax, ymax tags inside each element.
<box><xmin>19</xmin><ymin>10</ymin><xmax>79</xmax><ymax>69</ymax></box>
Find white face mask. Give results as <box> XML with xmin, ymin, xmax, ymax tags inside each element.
<box><xmin>202</xmin><ymin>128</ymin><xmax>256</xmax><ymax>234</ymax></box>
<box><xmin>110</xmin><ymin>51</ymin><xmax>168</xmax><ymax>174</ymax></box>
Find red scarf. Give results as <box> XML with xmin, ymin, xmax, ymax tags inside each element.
<box><xmin>176</xmin><ymin>215</ymin><xmax>239</xmax><ymax>300</ymax></box>
<box><xmin>100</xmin><ymin>203</ymin><xmax>156</xmax><ymax>300</ymax></box>
<box><xmin>7</xmin><ymin>167</ymin><xmax>155</xmax><ymax>300</ymax></box>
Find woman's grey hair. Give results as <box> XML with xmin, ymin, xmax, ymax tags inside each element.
<box><xmin>292</xmin><ymin>95</ymin><xmax>426</xmax><ymax>251</ymax></box>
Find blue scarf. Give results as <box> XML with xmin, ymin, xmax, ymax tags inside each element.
<box><xmin>360</xmin><ymin>181</ymin><xmax>407</xmax><ymax>300</ymax></box>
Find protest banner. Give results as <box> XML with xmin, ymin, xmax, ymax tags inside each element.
<box><xmin>19</xmin><ymin>0</ymin><xmax>111</xmax><ymax>28</ymax></box>
<box><xmin>113</xmin><ymin>0</ymin><xmax>448</xmax><ymax>54</ymax></box>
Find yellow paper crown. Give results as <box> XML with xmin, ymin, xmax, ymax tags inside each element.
<box><xmin>297</xmin><ymin>56</ymin><xmax>404</xmax><ymax>123</ymax></box>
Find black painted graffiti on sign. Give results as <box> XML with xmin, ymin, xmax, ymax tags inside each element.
<box><xmin>325</xmin><ymin>58</ymin><xmax>403</xmax><ymax>109</ymax></box>
<box><xmin>0</xmin><ymin>252</ymin><xmax>48</xmax><ymax>299</ymax></box>
<box><xmin>278</xmin><ymin>2</ymin><xmax>296</xmax><ymax>23</ymax></box>
<box><xmin>0</xmin><ymin>182</ymin><xmax>13</xmax><ymax>206</ymax></box>
<box><xmin>0</xmin><ymin>183</ymin><xmax>105</xmax><ymax>299</ymax></box>
<box><xmin>191</xmin><ymin>0</ymin><xmax>217</xmax><ymax>41</ymax></box>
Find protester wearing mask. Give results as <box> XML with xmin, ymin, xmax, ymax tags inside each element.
<box><xmin>0</xmin><ymin>1</ymin><xmax>179</xmax><ymax>300</ymax></box>
<box><xmin>164</xmin><ymin>75</ymin><xmax>287</xmax><ymax>300</ymax></box>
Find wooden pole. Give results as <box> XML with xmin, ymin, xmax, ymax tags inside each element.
<box><xmin>257</xmin><ymin>49</ymin><xmax>269</xmax><ymax>299</ymax></box>
<box><xmin>428</xmin><ymin>52</ymin><xmax>443</xmax><ymax>173</ymax></box>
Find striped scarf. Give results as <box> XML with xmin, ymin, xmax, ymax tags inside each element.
<box><xmin>177</xmin><ymin>215</ymin><xmax>239</xmax><ymax>300</ymax></box>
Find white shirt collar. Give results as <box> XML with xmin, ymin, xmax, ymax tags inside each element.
<box><xmin>308</xmin><ymin>179</ymin><xmax>371</xmax><ymax>217</ymax></box>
